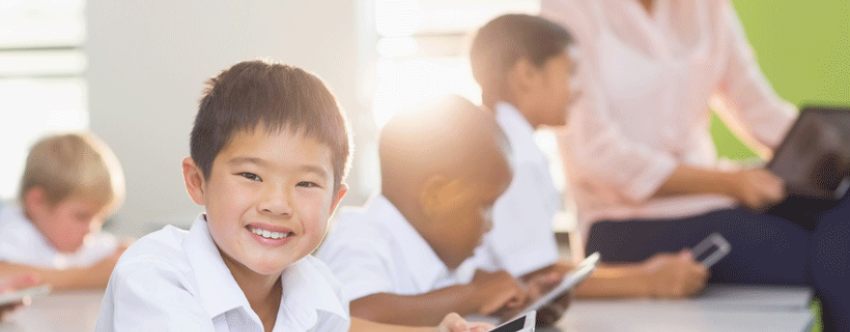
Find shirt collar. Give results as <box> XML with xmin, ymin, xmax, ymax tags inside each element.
<box><xmin>183</xmin><ymin>214</ymin><xmax>348</xmax><ymax>330</ymax></box>
<box><xmin>370</xmin><ymin>195</ymin><xmax>465</xmax><ymax>291</ymax></box>
<box><xmin>494</xmin><ymin>101</ymin><xmax>548</xmax><ymax>165</ymax></box>
<box><xmin>277</xmin><ymin>256</ymin><xmax>349</xmax><ymax>330</ymax></box>
<box><xmin>495</xmin><ymin>102</ymin><xmax>536</xmax><ymax>143</ymax></box>
<box><xmin>182</xmin><ymin>214</ymin><xmax>250</xmax><ymax>319</ymax></box>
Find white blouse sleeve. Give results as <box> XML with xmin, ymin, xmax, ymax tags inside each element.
<box><xmin>714</xmin><ymin>1</ymin><xmax>796</xmax><ymax>149</ymax></box>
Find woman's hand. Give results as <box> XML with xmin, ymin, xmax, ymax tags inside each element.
<box><xmin>640</xmin><ymin>250</ymin><xmax>709</xmax><ymax>298</ymax></box>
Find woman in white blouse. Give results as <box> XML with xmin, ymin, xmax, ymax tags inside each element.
<box><xmin>542</xmin><ymin>1</ymin><xmax>848</xmax><ymax>330</ymax></box>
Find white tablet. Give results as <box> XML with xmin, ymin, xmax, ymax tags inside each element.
<box><xmin>490</xmin><ymin>310</ymin><xmax>535</xmax><ymax>332</ymax></box>
<box><xmin>0</xmin><ymin>285</ymin><xmax>51</xmax><ymax>307</ymax></box>
<box><xmin>507</xmin><ymin>252</ymin><xmax>600</xmax><ymax>323</ymax></box>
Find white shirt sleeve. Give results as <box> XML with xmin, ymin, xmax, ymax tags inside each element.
<box><xmin>317</xmin><ymin>233</ymin><xmax>396</xmax><ymax>302</ymax></box>
<box><xmin>484</xmin><ymin>161</ymin><xmax>560</xmax><ymax>277</ymax></box>
<box><xmin>96</xmin><ymin>259</ymin><xmax>214</xmax><ymax>332</ymax></box>
<box><xmin>714</xmin><ymin>2</ymin><xmax>796</xmax><ymax>149</ymax></box>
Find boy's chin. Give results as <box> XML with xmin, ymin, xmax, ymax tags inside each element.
<box><xmin>247</xmin><ymin>262</ymin><xmax>289</xmax><ymax>277</ymax></box>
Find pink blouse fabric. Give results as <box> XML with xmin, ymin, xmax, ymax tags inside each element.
<box><xmin>541</xmin><ymin>0</ymin><xmax>797</xmax><ymax>241</ymax></box>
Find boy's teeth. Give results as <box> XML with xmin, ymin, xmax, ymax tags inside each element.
<box><xmin>250</xmin><ymin>227</ymin><xmax>290</xmax><ymax>239</ymax></box>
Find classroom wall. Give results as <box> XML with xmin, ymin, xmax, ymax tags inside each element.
<box><xmin>713</xmin><ymin>1</ymin><xmax>850</xmax><ymax>159</ymax></box>
<box><xmin>86</xmin><ymin>0</ymin><xmax>371</xmax><ymax>237</ymax></box>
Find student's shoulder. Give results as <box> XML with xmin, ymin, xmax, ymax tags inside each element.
<box><xmin>317</xmin><ymin>209</ymin><xmax>396</xmax><ymax>263</ymax></box>
<box><xmin>114</xmin><ymin>225</ymin><xmax>193</xmax><ymax>276</ymax></box>
<box><xmin>324</xmin><ymin>208</ymin><xmax>389</xmax><ymax>247</ymax></box>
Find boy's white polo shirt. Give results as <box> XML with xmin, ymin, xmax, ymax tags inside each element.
<box><xmin>317</xmin><ymin>194</ymin><xmax>477</xmax><ymax>302</ymax></box>
<box><xmin>474</xmin><ymin>102</ymin><xmax>560</xmax><ymax>277</ymax></box>
<box><xmin>0</xmin><ymin>205</ymin><xmax>118</xmax><ymax>269</ymax></box>
<box><xmin>96</xmin><ymin>214</ymin><xmax>349</xmax><ymax>332</ymax></box>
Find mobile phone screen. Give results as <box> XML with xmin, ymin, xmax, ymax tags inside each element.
<box><xmin>691</xmin><ymin>233</ymin><xmax>731</xmax><ymax>268</ymax></box>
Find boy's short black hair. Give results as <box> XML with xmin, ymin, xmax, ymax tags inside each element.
<box><xmin>191</xmin><ymin>59</ymin><xmax>352</xmax><ymax>190</ymax></box>
<box><xmin>470</xmin><ymin>14</ymin><xmax>575</xmax><ymax>107</ymax></box>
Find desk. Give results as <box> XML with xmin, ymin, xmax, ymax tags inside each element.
<box><xmin>552</xmin><ymin>285</ymin><xmax>814</xmax><ymax>332</ymax></box>
<box><xmin>0</xmin><ymin>290</ymin><xmax>104</xmax><ymax>332</ymax></box>
<box><xmin>1</xmin><ymin>286</ymin><xmax>815</xmax><ymax>332</ymax></box>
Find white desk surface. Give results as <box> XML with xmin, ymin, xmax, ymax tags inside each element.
<box><xmin>0</xmin><ymin>286</ymin><xmax>814</xmax><ymax>332</ymax></box>
<box><xmin>551</xmin><ymin>284</ymin><xmax>814</xmax><ymax>332</ymax></box>
<box><xmin>0</xmin><ymin>290</ymin><xmax>104</xmax><ymax>332</ymax></box>
<box><xmin>553</xmin><ymin>299</ymin><xmax>813</xmax><ymax>332</ymax></box>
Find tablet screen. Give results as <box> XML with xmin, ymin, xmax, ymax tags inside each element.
<box><xmin>506</xmin><ymin>253</ymin><xmax>600</xmax><ymax>323</ymax></box>
<box><xmin>768</xmin><ymin>106</ymin><xmax>850</xmax><ymax>199</ymax></box>
<box><xmin>490</xmin><ymin>316</ymin><xmax>526</xmax><ymax>332</ymax></box>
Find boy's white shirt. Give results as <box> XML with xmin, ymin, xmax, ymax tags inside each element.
<box><xmin>95</xmin><ymin>214</ymin><xmax>350</xmax><ymax>332</ymax></box>
<box><xmin>473</xmin><ymin>102</ymin><xmax>561</xmax><ymax>277</ymax></box>
<box><xmin>317</xmin><ymin>194</ymin><xmax>478</xmax><ymax>302</ymax></box>
<box><xmin>0</xmin><ymin>205</ymin><xmax>118</xmax><ymax>269</ymax></box>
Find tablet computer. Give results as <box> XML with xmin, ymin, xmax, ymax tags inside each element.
<box><xmin>489</xmin><ymin>310</ymin><xmax>536</xmax><ymax>332</ymax></box>
<box><xmin>506</xmin><ymin>252</ymin><xmax>600</xmax><ymax>323</ymax></box>
<box><xmin>0</xmin><ymin>285</ymin><xmax>51</xmax><ymax>307</ymax></box>
<box><xmin>766</xmin><ymin>106</ymin><xmax>850</xmax><ymax>200</ymax></box>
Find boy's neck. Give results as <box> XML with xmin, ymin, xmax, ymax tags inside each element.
<box><xmin>382</xmin><ymin>193</ymin><xmax>464</xmax><ymax>270</ymax></box>
<box><xmin>220</xmin><ymin>251</ymin><xmax>282</xmax><ymax>329</ymax></box>
<box><xmin>489</xmin><ymin>99</ymin><xmax>541</xmax><ymax>129</ymax></box>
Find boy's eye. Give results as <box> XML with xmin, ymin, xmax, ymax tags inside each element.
<box><xmin>239</xmin><ymin>172</ymin><xmax>261</xmax><ymax>181</ymax></box>
<box><xmin>297</xmin><ymin>181</ymin><xmax>319</xmax><ymax>188</ymax></box>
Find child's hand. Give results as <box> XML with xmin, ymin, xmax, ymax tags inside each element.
<box><xmin>524</xmin><ymin>266</ymin><xmax>572</xmax><ymax>326</ymax></box>
<box><xmin>525</xmin><ymin>270</ymin><xmax>562</xmax><ymax>299</ymax></box>
<box><xmin>534</xmin><ymin>291</ymin><xmax>572</xmax><ymax>327</ymax></box>
<box><xmin>470</xmin><ymin>270</ymin><xmax>527</xmax><ymax>317</ymax></box>
<box><xmin>641</xmin><ymin>250</ymin><xmax>709</xmax><ymax>298</ymax></box>
<box><xmin>0</xmin><ymin>273</ymin><xmax>41</xmax><ymax>320</ymax></box>
<box><xmin>435</xmin><ymin>312</ymin><xmax>494</xmax><ymax>332</ymax></box>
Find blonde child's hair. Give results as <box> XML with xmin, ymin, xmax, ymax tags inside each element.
<box><xmin>18</xmin><ymin>132</ymin><xmax>125</xmax><ymax>213</ymax></box>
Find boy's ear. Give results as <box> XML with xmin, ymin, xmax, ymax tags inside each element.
<box><xmin>23</xmin><ymin>187</ymin><xmax>49</xmax><ymax>216</ymax></box>
<box><xmin>329</xmin><ymin>183</ymin><xmax>348</xmax><ymax>215</ymax></box>
<box><xmin>509</xmin><ymin>57</ymin><xmax>538</xmax><ymax>93</ymax></box>
<box><xmin>182</xmin><ymin>157</ymin><xmax>206</xmax><ymax>206</ymax></box>
<box><xmin>419</xmin><ymin>175</ymin><xmax>464</xmax><ymax>219</ymax></box>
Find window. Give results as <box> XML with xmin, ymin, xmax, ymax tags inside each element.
<box><xmin>0</xmin><ymin>0</ymin><xmax>87</xmax><ymax>201</ymax></box>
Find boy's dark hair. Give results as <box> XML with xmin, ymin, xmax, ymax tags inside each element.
<box><xmin>470</xmin><ymin>14</ymin><xmax>575</xmax><ymax>108</ymax></box>
<box><xmin>191</xmin><ymin>59</ymin><xmax>352</xmax><ymax>190</ymax></box>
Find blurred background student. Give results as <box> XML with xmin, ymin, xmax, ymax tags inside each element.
<box><xmin>542</xmin><ymin>0</ymin><xmax>849</xmax><ymax>330</ymax></box>
<box><xmin>468</xmin><ymin>13</ymin><xmax>707</xmax><ymax>300</ymax></box>
<box><xmin>0</xmin><ymin>133</ymin><xmax>129</xmax><ymax>291</ymax></box>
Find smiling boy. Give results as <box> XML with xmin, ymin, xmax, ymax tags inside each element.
<box><xmin>95</xmin><ymin>60</ymin><xmax>351</xmax><ymax>332</ymax></box>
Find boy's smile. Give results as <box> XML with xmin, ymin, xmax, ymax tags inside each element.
<box><xmin>183</xmin><ymin>126</ymin><xmax>346</xmax><ymax>278</ymax></box>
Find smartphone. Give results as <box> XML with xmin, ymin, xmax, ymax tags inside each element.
<box><xmin>0</xmin><ymin>285</ymin><xmax>51</xmax><ymax>307</ymax></box>
<box><xmin>691</xmin><ymin>233</ymin><xmax>731</xmax><ymax>268</ymax></box>
<box><xmin>490</xmin><ymin>310</ymin><xmax>536</xmax><ymax>332</ymax></box>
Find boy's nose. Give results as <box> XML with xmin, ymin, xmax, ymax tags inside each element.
<box><xmin>258</xmin><ymin>189</ymin><xmax>294</xmax><ymax>216</ymax></box>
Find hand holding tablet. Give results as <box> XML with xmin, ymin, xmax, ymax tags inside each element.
<box><xmin>506</xmin><ymin>253</ymin><xmax>600</xmax><ymax>326</ymax></box>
